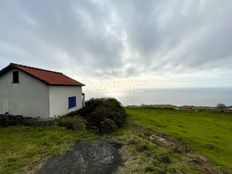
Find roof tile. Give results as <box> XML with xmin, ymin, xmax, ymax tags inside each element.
<box><xmin>11</xmin><ymin>63</ymin><xmax>84</xmax><ymax>86</ymax></box>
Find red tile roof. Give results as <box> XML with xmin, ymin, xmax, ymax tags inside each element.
<box><xmin>0</xmin><ymin>63</ymin><xmax>84</xmax><ymax>86</ymax></box>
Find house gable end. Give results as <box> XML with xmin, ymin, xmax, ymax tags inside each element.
<box><xmin>0</xmin><ymin>64</ymin><xmax>49</xmax><ymax>85</ymax></box>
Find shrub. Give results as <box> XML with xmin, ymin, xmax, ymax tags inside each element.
<box><xmin>66</xmin><ymin>98</ymin><xmax>127</xmax><ymax>133</ymax></box>
<box><xmin>87</xmin><ymin>98</ymin><xmax>126</xmax><ymax>132</ymax></box>
<box><xmin>55</xmin><ymin>116</ymin><xmax>87</xmax><ymax>131</ymax></box>
<box><xmin>0</xmin><ymin>115</ymin><xmax>21</xmax><ymax>127</ymax></box>
<box><xmin>0</xmin><ymin>114</ymin><xmax>53</xmax><ymax>127</ymax></box>
<box><xmin>99</xmin><ymin>118</ymin><xmax>118</xmax><ymax>133</ymax></box>
<box><xmin>216</xmin><ymin>103</ymin><xmax>227</xmax><ymax>112</ymax></box>
<box><xmin>89</xmin><ymin>105</ymin><xmax>125</xmax><ymax>125</ymax></box>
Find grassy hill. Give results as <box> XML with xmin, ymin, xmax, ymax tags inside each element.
<box><xmin>125</xmin><ymin>107</ymin><xmax>232</xmax><ymax>172</ymax></box>
<box><xmin>0</xmin><ymin>107</ymin><xmax>231</xmax><ymax>173</ymax></box>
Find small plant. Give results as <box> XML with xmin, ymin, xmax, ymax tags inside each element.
<box><xmin>55</xmin><ymin>116</ymin><xmax>87</xmax><ymax>131</ymax></box>
<box><xmin>157</xmin><ymin>154</ymin><xmax>171</xmax><ymax>164</ymax></box>
<box><xmin>145</xmin><ymin>161</ymin><xmax>159</xmax><ymax>172</ymax></box>
<box><xmin>172</xmin><ymin>143</ymin><xmax>191</xmax><ymax>154</ymax></box>
<box><xmin>135</xmin><ymin>143</ymin><xmax>150</xmax><ymax>152</ymax></box>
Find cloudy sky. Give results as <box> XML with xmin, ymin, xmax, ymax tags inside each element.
<box><xmin>0</xmin><ymin>0</ymin><xmax>232</xmax><ymax>94</ymax></box>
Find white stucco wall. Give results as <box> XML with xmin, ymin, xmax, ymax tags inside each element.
<box><xmin>0</xmin><ymin>69</ymin><xmax>50</xmax><ymax>118</ymax></box>
<box><xmin>49</xmin><ymin>86</ymin><xmax>82</xmax><ymax>117</ymax></box>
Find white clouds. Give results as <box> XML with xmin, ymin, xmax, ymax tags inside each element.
<box><xmin>0</xmin><ymin>0</ymin><xmax>231</xmax><ymax>88</ymax></box>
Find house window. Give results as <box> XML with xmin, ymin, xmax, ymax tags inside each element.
<box><xmin>68</xmin><ymin>96</ymin><xmax>76</xmax><ymax>109</ymax></box>
<box><xmin>13</xmin><ymin>71</ymin><xmax>19</xmax><ymax>83</ymax></box>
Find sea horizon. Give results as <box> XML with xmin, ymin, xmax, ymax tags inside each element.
<box><xmin>85</xmin><ymin>87</ymin><xmax>232</xmax><ymax>107</ymax></box>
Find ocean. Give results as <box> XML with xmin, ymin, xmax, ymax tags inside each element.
<box><xmin>85</xmin><ymin>88</ymin><xmax>232</xmax><ymax>106</ymax></box>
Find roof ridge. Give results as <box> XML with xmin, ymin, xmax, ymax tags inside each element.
<box><xmin>10</xmin><ymin>63</ymin><xmax>63</xmax><ymax>74</ymax></box>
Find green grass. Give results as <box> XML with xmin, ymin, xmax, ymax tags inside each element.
<box><xmin>111</xmin><ymin>126</ymin><xmax>203</xmax><ymax>174</ymax></box>
<box><xmin>1</xmin><ymin>108</ymin><xmax>231</xmax><ymax>173</ymax></box>
<box><xmin>0</xmin><ymin>126</ymin><xmax>90</xmax><ymax>174</ymax></box>
<box><xmin>126</xmin><ymin>107</ymin><xmax>232</xmax><ymax>172</ymax></box>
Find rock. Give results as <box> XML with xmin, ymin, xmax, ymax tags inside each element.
<box><xmin>149</xmin><ymin>134</ymin><xmax>172</xmax><ymax>146</ymax></box>
<box><xmin>37</xmin><ymin>141</ymin><xmax>123</xmax><ymax>174</ymax></box>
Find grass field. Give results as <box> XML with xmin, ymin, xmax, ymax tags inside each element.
<box><xmin>126</xmin><ymin>107</ymin><xmax>232</xmax><ymax>172</ymax></box>
<box><xmin>0</xmin><ymin>108</ymin><xmax>231</xmax><ymax>173</ymax></box>
<box><xmin>0</xmin><ymin>126</ymin><xmax>90</xmax><ymax>174</ymax></box>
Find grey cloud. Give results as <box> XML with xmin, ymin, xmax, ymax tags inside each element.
<box><xmin>0</xmin><ymin>0</ymin><xmax>231</xmax><ymax>81</ymax></box>
<box><xmin>0</xmin><ymin>0</ymin><xmax>123</xmax><ymax>76</ymax></box>
<box><xmin>111</xmin><ymin>0</ymin><xmax>232</xmax><ymax>74</ymax></box>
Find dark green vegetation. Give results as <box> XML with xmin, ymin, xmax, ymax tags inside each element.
<box><xmin>0</xmin><ymin>114</ymin><xmax>53</xmax><ymax>127</ymax></box>
<box><xmin>67</xmin><ymin>98</ymin><xmax>127</xmax><ymax>133</ymax></box>
<box><xmin>125</xmin><ymin>107</ymin><xmax>232</xmax><ymax>173</ymax></box>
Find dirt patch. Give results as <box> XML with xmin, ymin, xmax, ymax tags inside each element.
<box><xmin>36</xmin><ymin>141</ymin><xmax>123</xmax><ymax>174</ymax></box>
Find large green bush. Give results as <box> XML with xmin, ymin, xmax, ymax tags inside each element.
<box><xmin>68</xmin><ymin>98</ymin><xmax>127</xmax><ymax>133</ymax></box>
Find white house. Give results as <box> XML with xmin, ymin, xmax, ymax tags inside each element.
<box><xmin>0</xmin><ymin>63</ymin><xmax>85</xmax><ymax>119</ymax></box>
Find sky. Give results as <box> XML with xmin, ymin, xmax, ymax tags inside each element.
<box><xmin>0</xmin><ymin>0</ymin><xmax>232</xmax><ymax>95</ymax></box>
